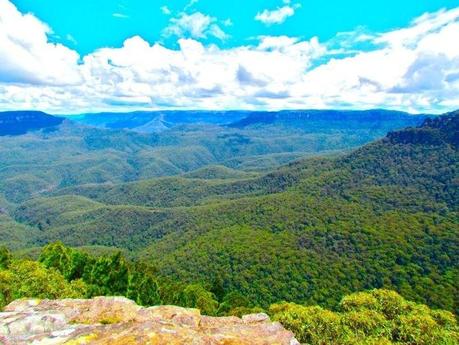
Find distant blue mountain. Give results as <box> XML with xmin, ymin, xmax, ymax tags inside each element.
<box><xmin>67</xmin><ymin>109</ymin><xmax>430</xmax><ymax>133</ymax></box>
<box><xmin>0</xmin><ymin>111</ymin><xmax>64</xmax><ymax>136</ymax></box>
<box><xmin>0</xmin><ymin>109</ymin><xmax>430</xmax><ymax>137</ymax></box>
<box><xmin>228</xmin><ymin>109</ymin><xmax>429</xmax><ymax>130</ymax></box>
<box><xmin>65</xmin><ymin>111</ymin><xmax>249</xmax><ymax>132</ymax></box>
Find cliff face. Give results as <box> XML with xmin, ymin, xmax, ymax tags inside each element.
<box><xmin>0</xmin><ymin>297</ymin><xmax>299</xmax><ymax>344</ymax></box>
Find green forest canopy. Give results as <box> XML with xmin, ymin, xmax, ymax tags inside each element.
<box><xmin>1</xmin><ymin>243</ymin><xmax>458</xmax><ymax>345</ymax></box>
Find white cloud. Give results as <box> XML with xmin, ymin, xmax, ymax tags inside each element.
<box><xmin>161</xmin><ymin>6</ymin><xmax>171</xmax><ymax>15</ymax></box>
<box><xmin>184</xmin><ymin>0</ymin><xmax>199</xmax><ymax>11</ymax></box>
<box><xmin>255</xmin><ymin>4</ymin><xmax>299</xmax><ymax>25</ymax></box>
<box><xmin>375</xmin><ymin>8</ymin><xmax>459</xmax><ymax>48</ymax></box>
<box><xmin>0</xmin><ymin>0</ymin><xmax>458</xmax><ymax>114</ymax></box>
<box><xmin>163</xmin><ymin>12</ymin><xmax>228</xmax><ymax>40</ymax></box>
<box><xmin>294</xmin><ymin>8</ymin><xmax>459</xmax><ymax>112</ymax></box>
<box><xmin>207</xmin><ymin>24</ymin><xmax>229</xmax><ymax>40</ymax></box>
<box><xmin>0</xmin><ymin>0</ymin><xmax>81</xmax><ymax>85</ymax></box>
<box><xmin>223</xmin><ymin>19</ymin><xmax>233</xmax><ymax>27</ymax></box>
<box><xmin>113</xmin><ymin>13</ymin><xmax>129</xmax><ymax>19</ymax></box>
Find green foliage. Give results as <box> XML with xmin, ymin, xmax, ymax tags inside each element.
<box><xmin>39</xmin><ymin>241</ymin><xmax>92</xmax><ymax>282</ymax></box>
<box><xmin>1</xmin><ymin>243</ymin><xmax>218</xmax><ymax>314</ymax></box>
<box><xmin>83</xmin><ymin>252</ymin><xmax>129</xmax><ymax>296</ymax></box>
<box><xmin>35</xmin><ymin>243</ymin><xmax>220</xmax><ymax>313</ymax></box>
<box><xmin>0</xmin><ymin>246</ymin><xmax>12</xmax><ymax>269</ymax></box>
<box><xmin>39</xmin><ymin>242</ymin><xmax>72</xmax><ymax>278</ymax></box>
<box><xmin>126</xmin><ymin>263</ymin><xmax>161</xmax><ymax>306</ymax></box>
<box><xmin>210</xmin><ymin>275</ymin><xmax>226</xmax><ymax>302</ymax></box>
<box><xmin>177</xmin><ymin>284</ymin><xmax>219</xmax><ymax>316</ymax></box>
<box><xmin>1</xmin><ymin>111</ymin><xmax>412</xmax><ymax>205</ymax></box>
<box><xmin>8</xmin><ymin>116</ymin><xmax>455</xmax><ymax>313</ymax></box>
<box><xmin>217</xmin><ymin>291</ymin><xmax>251</xmax><ymax>316</ymax></box>
<box><xmin>270</xmin><ymin>289</ymin><xmax>459</xmax><ymax>345</ymax></box>
<box><xmin>2</xmin><ymin>243</ymin><xmax>458</xmax><ymax>345</ymax></box>
<box><xmin>0</xmin><ymin>213</ymin><xmax>40</xmax><ymax>250</ymax></box>
<box><xmin>0</xmin><ymin>260</ymin><xmax>87</xmax><ymax>309</ymax></box>
<box><xmin>182</xmin><ymin>165</ymin><xmax>259</xmax><ymax>180</ymax></box>
<box><xmin>2</xmin><ymin>114</ymin><xmax>458</xmax><ymax>323</ymax></box>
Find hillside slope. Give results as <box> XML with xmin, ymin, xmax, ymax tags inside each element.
<box><xmin>13</xmin><ymin>112</ymin><xmax>458</xmax><ymax>313</ymax></box>
<box><xmin>0</xmin><ymin>110</ymin><xmax>427</xmax><ymax>204</ymax></box>
<box><xmin>142</xmin><ymin>113</ymin><xmax>458</xmax><ymax>311</ymax></box>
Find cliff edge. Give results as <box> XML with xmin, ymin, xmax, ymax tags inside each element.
<box><xmin>0</xmin><ymin>296</ymin><xmax>299</xmax><ymax>344</ymax></box>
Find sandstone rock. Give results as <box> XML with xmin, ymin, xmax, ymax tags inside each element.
<box><xmin>242</xmin><ymin>313</ymin><xmax>270</xmax><ymax>323</ymax></box>
<box><xmin>0</xmin><ymin>297</ymin><xmax>299</xmax><ymax>344</ymax></box>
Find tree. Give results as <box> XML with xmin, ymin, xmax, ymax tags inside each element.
<box><xmin>39</xmin><ymin>242</ymin><xmax>72</xmax><ymax>278</ymax></box>
<box><xmin>127</xmin><ymin>263</ymin><xmax>161</xmax><ymax>306</ymax></box>
<box><xmin>217</xmin><ymin>291</ymin><xmax>250</xmax><ymax>315</ymax></box>
<box><xmin>177</xmin><ymin>284</ymin><xmax>219</xmax><ymax>316</ymax></box>
<box><xmin>83</xmin><ymin>252</ymin><xmax>129</xmax><ymax>296</ymax></box>
<box><xmin>269</xmin><ymin>289</ymin><xmax>459</xmax><ymax>345</ymax></box>
<box><xmin>210</xmin><ymin>274</ymin><xmax>225</xmax><ymax>302</ymax></box>
<box><xmin>0</xmin><ymin>246</ymin><xmax>12</xmax><ymax>269</ymax></box>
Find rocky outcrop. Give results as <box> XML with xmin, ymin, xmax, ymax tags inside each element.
<box><xmin>0</xmin><ymin>297</ymin><xmax>299</xmax><ymax>344</ymax></box>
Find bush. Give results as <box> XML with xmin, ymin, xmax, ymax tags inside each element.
<box><xmin>270</xmin><ymin>303</ymin><xmax>344</xmax><ymax>344</ymax></box>
<box><xmin>0</xmin><ymin>260</ymin><xmax>87</xmax><ymax>308</ymax></box>
<box><xmin>270</xmin><ymin>289</ymin><xmax>459</xmax><ymax>345</ymax></box>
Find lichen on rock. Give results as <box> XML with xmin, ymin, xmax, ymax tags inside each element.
<box><xmin>0</xmin><ymin>297</ymin><xmax>299</xmax><ymax>344</ymax></box>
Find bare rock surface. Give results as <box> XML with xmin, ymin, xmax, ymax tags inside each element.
<box><xmin>0</xmin><ymin>297</ymin><xmax>299</xmax><ymax>344</ymax></box>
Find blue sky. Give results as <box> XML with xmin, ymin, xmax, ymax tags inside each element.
<box><xmin>1</xmin><ymin>0</ymin><xmax>459</xmax><ymax>113</ymax></box>
<box><xmin>12</xmin><ymin>0</ymin><xmax>459</xmax><ymax>55</ymax></box>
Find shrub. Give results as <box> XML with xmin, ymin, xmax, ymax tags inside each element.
<box><xmin>270</xmin><ymin>290</ymin><xmax>459</xmax><ymax>345</ymax></box>
<box><xmin>0</xmin><ymin>260</ymin><xmax>87</xmax><ymax>308</ymax></box>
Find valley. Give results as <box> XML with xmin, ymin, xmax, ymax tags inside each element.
<box><xmin>1</xmin><ymin>2</ymin><xmax>458</xmax><ymax>343</ymax></box>
<box><xmin>0</xmin><ymin>109</ymin><xmax>457</xmax><ymax>315</ymax></box>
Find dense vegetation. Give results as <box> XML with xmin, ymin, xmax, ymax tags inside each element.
<box><xmin>1</xmin><ymin>244</ymin><xmax>457</xmax><ymax>344</ymax></box>
<box><xmin>1</xmin><ymin>243</ymin><xmax>232</xmax><ymax>316</ymax></box>
<box><xmin>8</xmin><ymin>112</ymin><xmax>456</xmax><ymax>315</ymax></box>
<box><xmin>0</xmin><ymin>110</ymin><xmax>457</xmax><ymax>343</ymax></box>
<box><xmin>270</xmin><ymin>289</ymin><xmax>458</xmax><ymax>344</ymax></box>
<box><xmin>0</xmin><ymin>109</ymin><xmax>424</xmax><ymax>204</ymax></box>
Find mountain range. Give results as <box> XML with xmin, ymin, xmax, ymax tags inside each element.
<box><xmin>0</xmin><ymin>109</ymin><xmax>427</xmax><ymax>206</ymax></box>
<box><xmin>0</xmin><ymin>108</ymin><xmax>457</xmax><ymax>315</ymax></box>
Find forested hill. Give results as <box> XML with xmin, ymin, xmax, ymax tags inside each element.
<box><xmin>142</xmin><ymin>113</ymin><xmax>458</xmax><ymax>312</ymax></box>
<box><xmin>10</xmin><ymin>111</ymin><xmax>458</xmax><ymax>316</ymax></box>
<box><xmin>0</xmin><ymin>109</ymin><xmax>428</xmax><ymax>206</ymax></box>
<box><xmin>387</xmin><ymin>109</ymin><xmax>458</xmax><ymax>147</ymax></box>
<box><xmin>329</xmin><ymin>110</ymin><xmax>459</xmax><ymax>211</ymax></box>
<box><xmin>52</xmin><ymin>112</ymin><xmax>458</xmax><ymax>211</ymax></box>
<box><xmin>0</xmin><ymin>111</ymin><xmax>63</xmax><ymax>136</ymax></box>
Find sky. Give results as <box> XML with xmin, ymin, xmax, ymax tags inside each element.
<box><xmin>1</xmin><ymin>0</ymin><xmax>459</xmax><ymax>114</ymax></box>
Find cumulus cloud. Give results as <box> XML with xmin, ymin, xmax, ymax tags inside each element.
<box><xmin>0</xmin><ymin>0</ymin><xmax>81</xmax><ymax>85</ymax></box>
<box><xmin>163</xmin><ymin>12</ymin><xmax>228</xmax><ymax>40</ymax></box>
<box><xmin>0</xmin><ymin>0</ymin><xmax>458</xmax><ymax>113</ymax></box>
<box><xmin>255</xmin><ymin>2</ymin><xmax>300</xmax><ymax>25</ymax></box>
<box><xmin>294</xmin><ymin>8</ymin><xmax>459</xmax><ymax>112</ymax></box>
